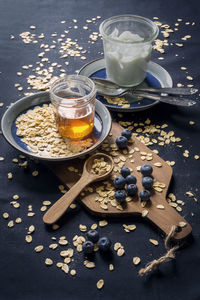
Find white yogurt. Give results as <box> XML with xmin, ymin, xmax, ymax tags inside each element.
<box><xmin>104</xmin><ymin>29</ymin><xmax>152</xmax><ymax>86</ymax></box>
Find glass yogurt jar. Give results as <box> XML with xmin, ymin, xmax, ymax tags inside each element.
<box><xmin>50</xmin><ymin>75</ymin><xmax>96</xmax><ymax>140</ymax></box>
<box><xmin>99</xmin><ymin>15</ymin><xmax>159</xmax><ymax>87</ymax></box>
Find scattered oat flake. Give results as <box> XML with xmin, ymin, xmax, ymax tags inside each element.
<box><xmin>25</xmin><ymin>235</ymin><xmax>32</xmax><ymax>243</ymax></box>
<box><xmin>176</xmin><ymin>206</ymin><xmax>182</xmax><ymax>212</ymax></box>
<box><xmin>8</xmin><ymin>220</ymin><xmax>14</xmax><ymax>227</ymax></box>
<box><xmin>34</xmin><ymin>245</ymin><xmax>44</xmax><ymax>253</ymax></box>
<box><xmin>28</xmin><ymin>225</ymin><xmax>35</xmax><ymax>233</ymax></box>
<box><xmin>186</xmin><ymin>191</ymin><xmax>194</xmax><ymax>197</ymax></box>
<box><xmin>117</xmin><ymin>248</ymin><xmax>125</xmax><ymax>256</ymax></box>
<box><xmin>156</xmin><ymin>204</ymin><xmax>165</xmax><ymax>210</ymax></box>
<box><xmin>56</xmin><ymin>262</ymin><xmax>63</xmax><ymax>268</ymax></box>
<box><xmin>178</xmin><ymin>221</ymin><xmax>187</xmax><ymax>228</ymax></box>
<box><xmin>91</xmin><ymin>223</ymin><xmax>98</xmax><ymax>230</ymax></box>
<box><xmin>96</xmin><ymin>279</ymin><xmax>104</xmax><ymax>290</ymax></box>
<box><xmin>8</xmin><ymin>172</ymin><xmax>13</xmax><ymax>179</ymax></box>
<box><xmin>59</xmin><ymin>239</ymin><xmax>68</xmax><ymax>246</ymax></box>
<box><xmin>123</xmin><ymin>224</ymin><xmax>136</xmax><ymax>231</ymax></box>
<box><xmin>70</xmin><ymin>203</ymin><xmax>76</xmax><ymax>209</ymax></box>
<box><xmin>113</xmin><ymin>242</ymin><xmax>121</xmax><ymax>251</ymax></box>
<box><xmin>15</xmin><ymin>217</ymin><xmax>22</xmax><ymax>223</ymax></box>
<box><xmin>149</xmin><ymin>239</ymin><xmax>159</xmax><ymax>246</ymax></box>
<box><xmin>28</xmin><ymin>212</ymin><xmax>35</xmax><ymax>217</ymax></box>
<box><xmin>99</xmin><ymin>220</ymin><xmax>108</xmax><ymax>227</ymax></box>
<box><xmin>133</xmin><ymin>257</ymin><xmax>141</xmax><ymax>265</ymax></box>
<box><xmin>154</xmin><ymin>162</ymin><xmax>162</xmax><ymax>167</ymax></box>
<box><xmin>49</xmin><ymin>243</ymin><xmax>58</xmax><ymax>250</ymax></box>
<box><xmin>12</xmin><ymin>158</ymin><xmax>18</xmax><ymax>163</ymax></box>
<box><xmin>142</xmin><ymin>210</ymin><xmax>149</xmax><ymax>217</ymax></box>
<box><xmin>84</xmin><ymin>260</ymin><xmax>95</xmax><ymax>268</ymax></box>
<box><xmin>43</xmin><ymin>200</ymin><xmax>51</xmax><ymax>206</ymax></box>
<box><xmin>52</xmin><ymin>224</ymin><xmax>59</xmax><ymax>230</ymax></box>
<box><xmin>3</xmin><ymin>212</ymin><xmax>9</xmax><ymax>219</ymax></box>
<box><xmin>32</xmin><ymin>171</ymin><xmax>39</xmax><ymax>176</ymax></box>
<box><xmin>40</xmin><ymin>206</ymin><xmax>47</xmax><ymax>212</ymax></box>
<box><xmin>70</xmin><ymin>269</ymin><xmax>76</xmax><ymax>276</ymax></box>
<box><xmin>13</xmin><ymin>202</ymin><xmax>20</xmax><ymax>208</ymax></box>
<box><xmin>62</xmin><ymin>264</ymin><xmax>69</xmax><ymax>274</ymax></box>
<box><xmin>45</xmin><ymin>258</ymin><xmax>53</xmax><ymax>266</ymax></box>
<box><xmin>79</xmin><ymin>224</ymin><xmax>87</xmax><ymax>232</ymax></box>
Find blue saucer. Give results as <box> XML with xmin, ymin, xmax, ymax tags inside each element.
<box><xmin>1</xmin><ymin>92</ymin><xmax>112</xmax><ymax>161</ymax></box>
<box><xmin>79</xmin><ymin>58</ymin><xmax>173</xmax><ymax>112</ymax></box>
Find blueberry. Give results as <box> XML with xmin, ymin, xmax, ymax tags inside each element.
<box><xmin>121</xmin><ymin>129</ymin><xmax>132</xmax><ymax>140</ymax></box>
<box><xmin>139</xmin><ymin>190</ymin><xmax>151</xmax><ymax>201</ymax></box>
<box><xmin>127</xmin><ymin>184</ymin><xmax>138</xmax><ymax>196</ymax></box>
<box><xmin>86</xmin><ymin>230</ymin><xmax>99</xmax><ymax>243</ymax></box>
<box><xmin>97</xmin><ymin>237</ymin><xmax>111</xmax><ymax>252</ymax></box>
<box><xmin>120</xmin><ymin>167</ymin><xmax>131</xmax><ymax>178</ymax></box>
<box><xmin>140</xmin><ymin>164</ymin><xmax>153</xmax><ymax>176</ymax></box>
<box><xmin>142</xmin><ymin>177</ymin><xmax>153</xmax><ymax>190</ymax></box>
<box><xmin>126</xmin><ymin>174</ymin><xmax>137</xmax><ymax>184</ymax></box>
<box><xmin>82</xmin><ymin>240</ymin><xmax>94</xmax><ymax>254</ymax></box>
<box><xmin>114</xmin><ymin>190</ymin><xmax>126</xmax><ymax>204</ymax></box>
<box><xmin>113</xmin><ymin>176</ymin><xmax>126</xmax><ymax>189</ymax></box>
<box><xmin>116</xmin><ymin>136</ymin><xmax>128</xmax><ymax>149</ymax></box>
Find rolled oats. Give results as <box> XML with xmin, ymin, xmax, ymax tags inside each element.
<box><xmin>45</xmin><ymin>258</ymin><xmax>53</xmax><ymax>266</ymax></box>
<box><xmin>25</xmin><ymin>235</ymin><xmax>32</xmax><ymax>243</ymax></box>
<box><xmin>149</xmin><ymin>239</ymin><xmax>159</xmax><ymax>246</ymax></box>
<box><xmin>133</xmin><ymin>257</ymin><xmax>141</xmax><ymax>265</ymax></box>
<box><xmin>34</xmin><ymin>245</ymin><xmax>44</xmax><ymax>252</ymax></box>
<box><xmin>96</xmin><ymin>279</ymin><xmax>104</xmax><ymax>290</ymax></box>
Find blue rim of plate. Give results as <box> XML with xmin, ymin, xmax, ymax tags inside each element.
<box><xmin>79</xmin><ymin>58</ymin><xmax>173</xmax><ymax>112</ymax></box>
<box><xmin>1</xmin><ymin>91</ymin><xmax>112</xmax><ymax>161</ymax></box>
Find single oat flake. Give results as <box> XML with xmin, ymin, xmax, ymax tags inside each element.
<box><xmin>45</xmin><ymin>258</ymin><xmax>53</xmax><ymax>266</ymax></box>
<box><xmin>34</xmin><ymin>245</ymin><xmax>44</xmax><ymax>253</ymax></box>
<box><xmin>96</xmin><ymin>279</ymin><xmax>104</xmax><ymax>290</ymax></box>
<box><xmin>149</xmin><ymin>239</ymin><xmax>159</xmax><ymax>246</ymax></box>
<box><xmin>133</xmin><ymin>257</ymin><xmax>141</xmax><ymax>265</ymax></box>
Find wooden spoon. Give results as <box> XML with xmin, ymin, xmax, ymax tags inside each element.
<box><xmin>43</xmin><ymin>153</ymin><xmax>114</xmax><ymax>224</ymax></box>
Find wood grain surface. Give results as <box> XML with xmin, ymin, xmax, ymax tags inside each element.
<box><xmin>48</xmin><ymin>121</ymin><xmax>192</xmax><ymax>240</ymax></box>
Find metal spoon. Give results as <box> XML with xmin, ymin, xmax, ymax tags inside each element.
<box><xmin>91</xmin><ymin>77</ymin><xmax>198</xmax><ymax>96</ymax></box>
<box><xmin>91</xmin><ymin>77</ymin><xmax>197</xmax><ymax>107</ymax></box>
<box><xmin>43</xmin><ymin>153</ymin><xmax>114</xmax><ymax>224</ymax></box>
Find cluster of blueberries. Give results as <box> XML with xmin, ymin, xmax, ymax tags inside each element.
<box><xmin>114</xmin><ymin>164</ymin><xmax>154</xmax><ymax>204</ymax></box>
<box><xmin>114</xmin><ymin>128</ymin><xmax>154</xmax><ymax>203</ymax></box>
<box><xmin>115</xmin><ymin>129</ymin><xmax>132</xmax><ymax>149</ymax></box>
<box><xmin>82</xmin><ymin>230</ymin><xmax>111</xmax><ymax>254</ymax></box>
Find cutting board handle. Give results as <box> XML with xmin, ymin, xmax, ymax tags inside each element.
<box><xmin>145</xmin><ymin>196</ymin><xmax>192</xmax><ymax>240</ymax></box>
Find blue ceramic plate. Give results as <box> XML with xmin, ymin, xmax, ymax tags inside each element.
<box><xmin>1</xmin><ymin>91</ymin><xmax>112</xmax><ymax>161</ymax></box>
<box><xmin>79</xmin><ymin>58</ymin><xmax>173</xmax><ymax>112</ymax></box>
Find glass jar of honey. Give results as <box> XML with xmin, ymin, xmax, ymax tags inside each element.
<box><xmin>50</xmin><ymin>75</ymin><xmax>96</xmax><ymax>140</ymax></box>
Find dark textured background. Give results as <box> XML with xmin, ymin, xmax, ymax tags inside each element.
<box><xmin>0</xmin><ymin>0</ymin><xmax>200</xmax><ymax>299</ymax></box>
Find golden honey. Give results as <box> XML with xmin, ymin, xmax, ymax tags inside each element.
<box><xmin>56</xmin><ymin>106</ymin><xmax>94</xmax><ymax>140</ymax></box>
<box><xmin>50</xmin><ymin>75</ymin><xmax>96</xmax><ymax>141</ymax></box>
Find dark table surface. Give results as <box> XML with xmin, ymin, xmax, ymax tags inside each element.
<box><xmin>0</xmin><ymin>0</ymin><xmax>200</xmax><ymax>299</ymax></box>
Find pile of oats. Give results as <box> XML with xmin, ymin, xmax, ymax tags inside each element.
<box><xmin>91</xmin><ymin>157</ymin><xmax>111</xmax><ymax>175</ymax></box>
<box><xmin>15</xmin><ymin>103</ymin><xmax>93</xmax><ymax>157</ymax></box>
<box><xmin>104</xmin><ymin>96</ymin><xmax>130</xmax><ymax>108</ymax></box>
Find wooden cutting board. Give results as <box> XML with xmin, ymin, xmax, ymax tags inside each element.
<box><xmin>48</xmin><ymin>121</ymin><xmax>192</xmax><ymax>241</ymax></box>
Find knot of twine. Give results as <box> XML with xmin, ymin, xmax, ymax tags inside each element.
<box><xmin>139</xmin><ymin>225</ymin><xmax>179</xmax><ymax>276</ymax></box>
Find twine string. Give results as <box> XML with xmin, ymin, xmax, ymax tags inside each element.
<box><xmin>139</xmin><ymin>225</ymin><xmax>179</xmax><ymax>276</ymax></box>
